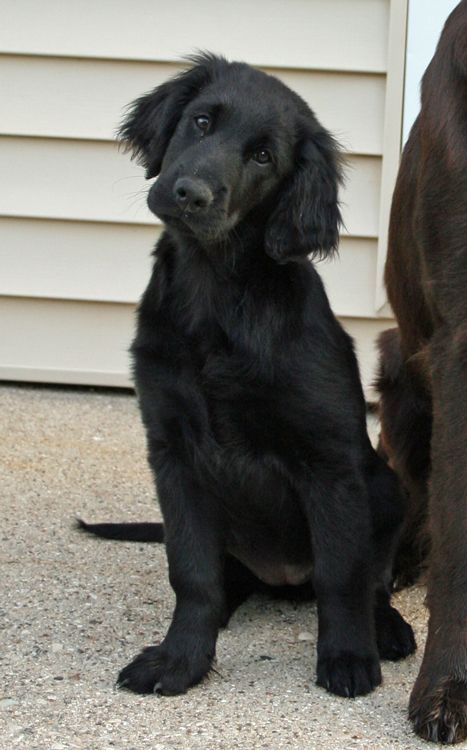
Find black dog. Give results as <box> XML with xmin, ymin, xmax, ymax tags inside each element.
<box><xmin>81</xmin><ymin>54</ymin><xmax>415</xmax><ymax>697</ymax></box>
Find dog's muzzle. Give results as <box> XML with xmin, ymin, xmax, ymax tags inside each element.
<box><xmin>173</xmin><ymin>177</ymin><xmax>214</xmax><ymax>214</ymax></box>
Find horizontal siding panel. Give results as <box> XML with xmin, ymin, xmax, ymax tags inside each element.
<box><xmin>0</xmin><ymin>0</ymin><xmax>389</xmax><ymax>73</ymax></box>
<box><xmin>276</xmin><ymin>69</ymin><xmax>385</xmax><ymax>156</ymax></box>
<box><xmin>0</xmin><ymin>295</ymin><xmax>391</xmax><ymax>389</ymax></box>
<box><xmin>0</xmin><ymin>137</ymin><xmax>152</xmax><ymax>226</ymax></box>
<box><xmin>0</xmin><ymin>217</ymin><xmax>377</xmax><ymax>318</ymax></box>
<box><xmin>0</xmin><ymin>297</ymin><xmax>134</xmax><ymax>387</ymax></box>
<box><xmin>0</xmin><ymin>138</ymin><xmax>381</xmax><ymax>237</ymax></box>
<box><xmin>0</xmin><ymin>56</ymin><xmax>385</xmax><ymax>156</ymax></box>
<box><xmin>342</xmin><ymin>156</ymin><xmax>381</xmax><ymax>238</ymax></box>
<box><xmin>0</xmin><ymin>218</ymin><xmax>157</xmax><ymax>303</ymax></box>
<box><xmin>319</xmin><ymin>239</ymin><xmax>377</xmax><ymax>318</ymax></box>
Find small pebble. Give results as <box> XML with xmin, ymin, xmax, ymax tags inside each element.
<box><xmin>0</xmin><ymin>698</ymin><xmax>18</xmax><ymax>709</ymax></box>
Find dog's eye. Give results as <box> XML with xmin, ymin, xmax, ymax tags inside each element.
<box><xmin>252</xmin><ymin>149</ymin><xmax>271</xmax><ymax>165</ymax></box>
<box><xmin>194</xmin><ymin>114</ymin><xmax>211</xmax><ymax>133</ymax></box>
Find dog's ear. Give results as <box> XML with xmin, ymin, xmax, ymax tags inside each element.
<box><xmin>265</xmin><ymin>127</ymin><xmax>343</xmax><ymax>263</ymax></box>
<box><xmin>118</xmin><ymin>53</ymin><xmax>220</xmax><ymax>179</ymax></box>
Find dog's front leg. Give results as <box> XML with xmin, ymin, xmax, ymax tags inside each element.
<box><xmin>408</xmin><ymin>327</ymin><xmax>467</xmax><ymax>744</ymax></box>
<box><xmin>304</xmin><ymin>471</ymin><xmax>381</xmax><ymax>697</ymax></box>
<box><xmin>118</xmin><ymin>451</ymin><xmax>225</xmax><ymax>696</ymax></box>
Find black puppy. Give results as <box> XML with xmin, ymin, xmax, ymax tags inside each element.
<box><xmin>83</xmin><ymin>54</ymin><xmax>415</xmax><ymax>697</ymax></box>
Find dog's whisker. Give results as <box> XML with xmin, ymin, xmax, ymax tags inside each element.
<box><xmin>112</xmin><ymin>176</ymin><xmax>147</xmax><ymax>188</ymax></box>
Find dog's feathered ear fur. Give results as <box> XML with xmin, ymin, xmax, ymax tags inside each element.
<box><xmin>265</xmin><ymin>127</ymin><xmax>343</xmax><ymax>263</ymax></box>
<box><xmin>118</xmin><ymin>53</ymin><xmax>223</xmax><ymax>179</ymax></box>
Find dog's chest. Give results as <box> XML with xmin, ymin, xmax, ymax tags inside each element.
<box><xmin>200</xmin><ymin>352</ymin><xmax>300</xmax><ymax>458</ymax></box>
<box><xmin>171</xmin><ymin>271</ymin><xmax>312</xmax><ymax>461</ymax></box>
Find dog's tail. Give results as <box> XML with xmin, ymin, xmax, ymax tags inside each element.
<box><xmin>76</xmin><ymin>518</ymin><xmax>165</xmax><ymax>543</ymax></box>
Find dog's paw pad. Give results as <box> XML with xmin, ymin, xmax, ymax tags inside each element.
<box><xmin>117</xmin><ymin>644</ymin><xmax>212</xmax><ymax>696</ymax></box>
<box><xmin>316</xmin><ymin>652</ymin><xmax>381</xmax><ymax>698</ymax></box>
<box><xmin>117</xmin><ymin>647</ymin><xmax>188</xmax><ymax>695</ymax></box>
<box><xmin>376</xmin><ymin>605</ymin><xmax>416</xmax><ymax>661</ymax></box>
<box><xmin>410</xmin><ymin>677</ymin><xmax>467</xmax><ymax>744</ymax></box>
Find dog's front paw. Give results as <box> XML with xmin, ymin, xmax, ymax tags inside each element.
<box><xmin>409</xmin><ymin>677</ymin><xmax>467</xmax><ymax>744</ymax></box>
<box><xmin>117</xmin><ymin>643</ymin><xmax>214</xmax><ymax>695</ymax></box>
<box><xmin>316</xmin><ymin>652</ymin><xmax>382</xmax><ymax>697</ymax></box>
<box><xmin>376</xmin><ymin>604</ymin><xmax>416</xmax><ymax>661</ymax></box>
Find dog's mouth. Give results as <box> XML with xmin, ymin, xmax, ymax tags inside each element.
<box><xmin>169</xmin><ymin>210</ymin><xmax>240</xmax><ymax>243</ymax></box>
<box><xmin>148</xmin><ymin>184</ymin><xmax>239</xmax><ymax>242</ymax></box>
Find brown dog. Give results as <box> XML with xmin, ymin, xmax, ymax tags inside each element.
<box><xmin>376</xmin><ymin>1</ymin><xmax>467</xmax><ymax>743</ymax></box>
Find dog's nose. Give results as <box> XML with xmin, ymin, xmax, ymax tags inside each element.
<box><xmin>173</xmin><ymin>177</ymin><xmax>213</xmax><ymax>213</ymax></box>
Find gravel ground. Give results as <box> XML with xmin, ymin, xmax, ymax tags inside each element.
<box><xmin>0</xmin><ymin>383</ymin><xmax>434</xmax><ymax>750</ymax></box>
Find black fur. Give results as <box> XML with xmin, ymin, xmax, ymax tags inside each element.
<box><xmin>77</xmin><ymin>518</ymin><xmax>165</xmax><ymax>543</ymax></box>
<box><xmin>83</xmin><ymin>54</ymin><xmax>415</xmax><ymax>697</ymax></box>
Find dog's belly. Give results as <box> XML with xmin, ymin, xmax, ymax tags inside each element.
<box><xmin>227</xmin><ymin>521</ymin><xmax>313</xmax><ymax>587</ymax></box>
<box><xmin>209</xmin><ymin>436</ymin><xmax>314</xmax><ymax>586</ymax></box>
<box><xmin>231</xmin><ymin>549</ymin><xmax>314</xmax><ymax>587</ymax></box>
<box><xmin>200</xmin><ymin>379</ymin><xmax>316</xmax><ymax>586</ymax></box>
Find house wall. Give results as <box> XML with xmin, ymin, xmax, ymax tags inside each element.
<box><xmin>0</xmin><ymin>0</ymin><xmax>408</xmax><ymax>391</ymax></box>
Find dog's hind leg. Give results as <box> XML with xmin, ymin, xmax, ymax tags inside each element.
<box><xmin>366</xmin><ymin>451</ymin><xmax>416</xmax><ymax>662</ymax></box>
<box><xmin>375</xmin><ymin>328</ymin><xmax>432</xmax><ymax>588</ymax></box>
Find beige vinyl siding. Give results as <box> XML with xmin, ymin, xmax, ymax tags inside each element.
<box><xmin>0</xmin><ymin>218</ymin><xmax>157</xmax><ymax>304</ymax></box>
<box><xmin>375</xmin><ymin>0</ymin><xmax>408</xmax><ymax>312</ymax></box>
<box><xmin>1</xmin><ymin>56</ymin><xmax>386</xmax><ymax>155</ymax></box>
<box><xmin>0</xmin><ymin>0</ymin><xmax>406</xmax><ymax>388</ymax></box>
<box><xmin>0</xmin><ymin>0</ymin><xmax>389</xmax><ymax>71</ymax></box>
<box><xmin>0</xmin><ymin>297</ymin><xmax>134</xmax><ymax>387</ymax></box>
<box><xmin>0</xmin><ymin>218</ymin><xmax>377</xmax><ymax>318</ymax></box>
<box><xmin>0</xmin><ymin>138</ymin><xmax>381</xmax><ymax>235</ymax></box>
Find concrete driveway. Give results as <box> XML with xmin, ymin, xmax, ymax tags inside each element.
<box><xmin>1</xmin><ymin>383</ymin><xmax>431</xmax><ymax>749</ymax></box>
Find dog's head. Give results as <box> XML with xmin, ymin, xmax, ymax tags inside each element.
<box><xmin>120</xmin><ymin>53</ymin><xmax>343</xmax><ymax>261</ymax></box>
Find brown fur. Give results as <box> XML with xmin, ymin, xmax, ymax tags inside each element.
<box><xmin>376</xmin><ymin>1</ymin><xmax>467</xmax><ymax>743</ymax></box>
<box><xmin>376</xmin><ymin>328</ymin><xmax>431</xmax><ymax>589</ymax></box>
